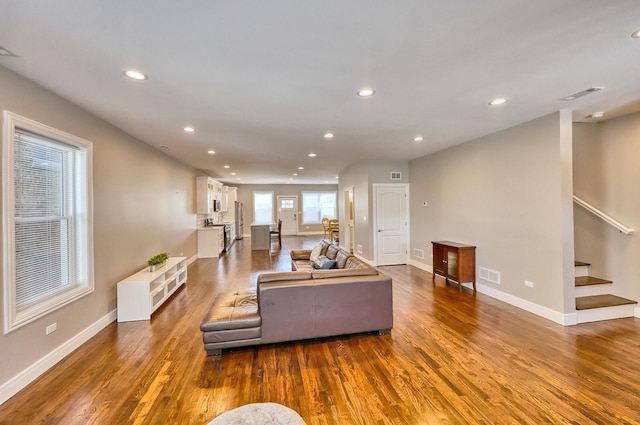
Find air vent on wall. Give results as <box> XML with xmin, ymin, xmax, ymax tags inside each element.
<box><xmin>390</xmin><ymin>171</ymin><xmax>402</xmax><ymax>181</ymax></box>
<box><xmin>413</xmin><ymin>248</ymin><xmax>424</xmax><ymax>259</ymax></box>
<box><xmin>560</xmin><ymin>87</ymin><xmax>603</xmax><ymax>101</ymax></box>
<box><xmin>479</xmin><ymin>267</ymin><xmax>501</xmax><ymax>285</ymax></box>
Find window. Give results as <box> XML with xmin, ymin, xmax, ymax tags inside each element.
<box><xmin>3</xmin><ymin>111</ymin><xmax>94</xmax><ymax>333</ymax></box>
<box><xmin>253</xmin><ymin>191</ymin><xmax>274</xmax><ymax>224</ymax></box>
<box><xmin>302</xmin><ymin>191</ymin><xmax>336</xmax><ymax>224</ymax></box>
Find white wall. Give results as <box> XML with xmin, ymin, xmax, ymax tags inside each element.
<box><xmin>339</xmin><ymin>160</ymin><xmax>409</xmax><ymax>261</ymax></box>
<box><xmin>0</xmin><ymin>66</ymin><xmax>199</xmax><ymax>401</ymax></box>
<box><xmin>409</xmin><ymin>112</ymin><xmax>575</xmax><ymax>321</ymax></box>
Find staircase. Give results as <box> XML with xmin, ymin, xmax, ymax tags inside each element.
<box><xmin>575</xmin><ymin>261</ymin><xmax>637</xmax><ymax>323</ymax></box>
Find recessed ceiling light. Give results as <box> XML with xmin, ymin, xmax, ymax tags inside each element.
<box><xmin>223</xmin><ymin>165</ymin><xmax>230</xmax><ymax>169</ymax></box>
<box><xmin>414</xmin><ymin>136</ymin><xmax>424</xmax><ymax>142</ymax></box>
<box><xmin>207</xmin><ymin>150</ymin><xmax>216</xmax><ymax>155</ymax></box>
<box><xmin>308</xmin><ymin>153</ymin><xmax>317</xmax><ymax>157</ymax></box>
<box><xmin>587</xmin><ymin>112</ymin><xmax>605</xmax><ymax>119</ymax></box>
<box><xmin>324</xmin><ymin>132</ymin><xmax>334</xmax><ymax>139</ymax></box>
<box><xmin>488</xmin><ymin>98</ymin><xmax>508</xmax><ymax>106</ymax></box>
<box><xmin>298</xmin><ymin>166</ymin><xmax>304</xmax><ymax>170</ymax></box>
<box><xmin>183</xmin><ymin>126</ymin><xmax>195</xmax><ymax>133</ymax></box>
<box><xmin>632</xmin><ymin>29</ymin><xmax>640</xmax><ymax>38</ymax></box>
<box><xmin>357</xmin><ymin>88</ymin><xmax>375</xmax><ymax>97</ymax></box>
<box><xmin>293</xmin><ymin>173</ymin><xmax>298</xmax><ymax>176</ymax></box>
<box><xmin>237</xmin><ymin>178</ymin><xmax>241</xmax><ymax>181</ymax></box>
<box><xmin>231</xmin><ymin>172</ymin><xmax>237</xmax><ymax>176</ymax></box>
<box><xmin>123</xmin><ymin>69</ymin><xmax>148</xmax><ymax>80</ymax></box>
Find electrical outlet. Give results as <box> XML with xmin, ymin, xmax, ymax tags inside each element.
<box><xmin>525</xmin><ymin>280</ymin><xmax>534</xmax><ymax>288</ymax></box>
<box><xmin>46</xmin><ymin>323</ymin><xmax>57</xmax><ymax>335</ymax></box>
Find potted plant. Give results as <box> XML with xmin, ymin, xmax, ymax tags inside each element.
<box><xmin>148</xmin><ymin>252</ymin><xmax>169</xmax><ymax>272</ymax></box>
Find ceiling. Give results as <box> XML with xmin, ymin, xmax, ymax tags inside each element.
<box><xmin>1</xmin><ymin>1</ymin><xmax>640</xmax><ymax>184</ymax></box>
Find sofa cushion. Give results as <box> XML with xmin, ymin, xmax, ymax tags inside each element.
<box><xmin>325</xmin><ymin>244</ymin><xmax>339</xmax><ymax>260</ymax></box>
<box><xmin>312</xmin><ymin>255</ymin><xmax>337</xmax><ymax>270</ymax></box>
<box><xmin>335</xmin><ymin>250</ymin><xmax>351</xmax><ymax>269</ymax></box>
<box><xmin>320</xmin><ymin>240</ymin><xmax>331</xmax><ymax>256</ymax></box>
<box><xmin>309</xmin><ymin>244</ymin><xmax>322</xmax><ymax>262</ymax></box>
<box><xmin>201</xmin><ymin>290</ymin><xmax>261</xmax><ymax>332</ymax></box>
<box><xmin>345</xmin><ymin>256</ymin><xmax>369</xmax><ymax>269</ymax></box>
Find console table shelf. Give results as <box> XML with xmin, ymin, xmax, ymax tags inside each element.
<box><xmin>432</xmin><ymin>241</ymin><xmax>476</xmax><ymax>292</ymax></box>
<box><xmin>117</xmin><ymin>257</ymin><xmax>187</xmax><ymax>322</ymax></box>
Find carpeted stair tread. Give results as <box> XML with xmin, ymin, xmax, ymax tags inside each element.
<box><xmin>575</xmin><ymin>276</ymin><xmax>612</xmax><ymax>287</ymax></box>
<box><xmin>576</xmin><ymin>294</ymin><xmax>637</xmax><ymax>310</ymax></box>
<box><xmin>575</xmin><ymin>261</ymin><xmax>591</xmax><ymax>267</ymax></box>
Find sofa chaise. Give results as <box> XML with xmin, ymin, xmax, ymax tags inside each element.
<box><xmin>200</xmin><ymin>241</ymin><xmax>393</xmax><ymax>355</ymax></box>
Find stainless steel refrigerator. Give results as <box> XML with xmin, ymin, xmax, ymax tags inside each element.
<box><xmin>235</xmin><ymin>201</ymin><xmax>243</xmax><ymax>239</ymax></box>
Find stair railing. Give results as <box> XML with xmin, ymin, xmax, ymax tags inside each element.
<box><xmin>573</xmin><ymin>195</ymin><xmax>635</xmax><ymax>235</ymax></box>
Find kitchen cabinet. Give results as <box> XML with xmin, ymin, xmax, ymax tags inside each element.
<box><xmin>432</xmin><ymin>241</ymin><xmax>476</xmax><ymax>291</ymax></box>
<box><xmin>220</xmin><ymin>185</ymin><xmax>229</xmax><ymax>212</ymax></box>
<box><xmin>198</xmin><ymin>227</ymin><xmax>224</xmax><ymax>258</ymax></box>
<box><xmin>196</xmin><ymin>177</ymin><xmax>218</xmax><ymax>214</ymax></box>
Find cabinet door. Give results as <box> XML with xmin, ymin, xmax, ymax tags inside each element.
<box><xmin>433</xmin><ymin>243</ymin><xmax>447</xmax><ymax>276</ymax></box>
<box><xmin>447</xmin><ymin>250</ymin><xmax>458</xmax><ymax>278</ymax></box>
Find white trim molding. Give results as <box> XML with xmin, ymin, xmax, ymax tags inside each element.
<box><xmin>476</xmin><ymin>283</ymin><xmax>577</xmax><ymax>326</ymax></box>
<box><xmin>0</xmin><ymin>309</ymin><xmax>116</xmax><ymax>405</ymax></box>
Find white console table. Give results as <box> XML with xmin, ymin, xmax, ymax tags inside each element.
<box><xmin>117</xmin><ymin>257</ymin><xmax>187</xmax><ymax>322</ymax></box>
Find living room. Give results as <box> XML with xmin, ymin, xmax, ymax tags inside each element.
<box><xmin>2</xmin><ymin>2</ymin><xmax>640</xmax><ymax>423</ymax></box>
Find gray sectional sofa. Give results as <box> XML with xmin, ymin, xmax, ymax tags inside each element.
<box><xmin>200</xmin><ymin>241</ymin><xmax>393</xmax><ymax>355</ymax></box>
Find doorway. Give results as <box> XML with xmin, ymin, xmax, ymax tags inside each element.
<box><xmin>343</xmin><ymin>187</ymin><xmax>354</xmax><ymax>253</ymax></box>
<box><xmin>276</xmin><ymin>195</ymin><xmax>298</xmax><ymax>236</ymax></box>
<box><xmin>373</xmin><ymin>184</ymin><xmax>409</xmax><ymax>266</ymax></box>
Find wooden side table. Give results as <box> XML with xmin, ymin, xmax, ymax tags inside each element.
<box><xmin>432</xmin><ymin>241</ymin><xmax>476</xmax><ymax>292</ymax></box>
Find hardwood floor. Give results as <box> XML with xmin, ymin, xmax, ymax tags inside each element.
<box><xmin>2</xmin><ymin>236</ymin><xmax>640</xmax><ymax>424</ymax></box>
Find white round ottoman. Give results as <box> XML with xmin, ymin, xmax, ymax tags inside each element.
<box><xmin>208</xmin><ymin>402</ymin><xmax>306</xmax><ymax>425</ymax></box>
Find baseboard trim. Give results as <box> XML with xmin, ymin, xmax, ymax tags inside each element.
<box><xmin>634</xmin><ymin>305</ymin><xmax>640</xmax><ymax>318</ymax></box>
<box><xmin>408</xmin><ymin>259</ymin><xmax>432</xmax><ymax>273</ymax></box>
<box><xmin>0</xmin><ymin>309</ymin><xmax>117</xmax><ymax>405</ymax></box>
<box><xmin>187</xmin><ymin>254</ymin><xmax>199</xmax><ymax>266</ymax></box>
<box><xmin>476</xmin><ymin>283</ymin><xmax>576</xmax><ymax>325</ymax></box>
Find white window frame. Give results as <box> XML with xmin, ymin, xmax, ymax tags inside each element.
<box><xmin>3</xmin><ymin>111</ymin><xmax>94</xmax><ymax>333</ymax></box>
<box><xmin>302</xmin><ymin>191</ymin><xmax>337</xmax><ymax>224</ymax></box>
<box><xmin>252</xmin><ymin>191</ymin><xmax>274</xmax><ymax>225</ymax></box>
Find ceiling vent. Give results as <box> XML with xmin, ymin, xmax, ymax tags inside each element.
<box><xmin>390</xmin><ymin>171</ymin><xmax>402</xmax><ymax>181</ymax></box>
<box><xmin>560</xmin><ymin>87</ymin><xmax>603</xmax><ymax>101</ymax></box>
<box><xmin>0</xmin><ymin>46</ymin><xmax>18</xmax><ymax>57</ymax></box>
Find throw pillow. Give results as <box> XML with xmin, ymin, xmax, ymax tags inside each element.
<box><xmin>312</xmin><ymin>255</ymin><xmax>337</xmax><ymax>270</ymax></box>
<box><xmin>309</xmin><ymin>244</ymin><xmax>322</xmax><ymax>262</ymax></box>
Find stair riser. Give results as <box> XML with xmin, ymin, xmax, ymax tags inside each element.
<box><xmin>575</xmin><ymin>284</ymin><xmax>612</xmax><ymax>297</ymax></box>
<box><xmin>576</xmin><ymin>304</ymin><xmax>636</xmax><ymax>324</ymax></box>
<box><xmin>574</xmin><ymin>265</ymin><xmax>589</xmax><ymax>278</ymax></box>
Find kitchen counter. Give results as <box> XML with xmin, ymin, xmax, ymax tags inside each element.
<box><xmin>250</xmin><ymin>223</ymin><xmax>273</xmax><ymax>250</ymax></box>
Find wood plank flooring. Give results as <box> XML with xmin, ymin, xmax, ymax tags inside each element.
<box><xmin>2</xmin><ymin>236</ymin><xmax>640</xmax><ymax>424</ymax></box>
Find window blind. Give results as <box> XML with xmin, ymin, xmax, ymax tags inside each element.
<box><xmin>13</xmin><ymin>129</ymin><xmax>81</xmax><ymax>309</ymax></box>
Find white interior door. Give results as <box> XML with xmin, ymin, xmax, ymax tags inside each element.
<box><xmin>277</xmin><ymin>196</ymin><xmax>298</xmax><ymax>236</ymax></box>
<box><xmin>375</xmin><ymin>185</ymin><xmax>408</xmax><ymax>265</ymax></box>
